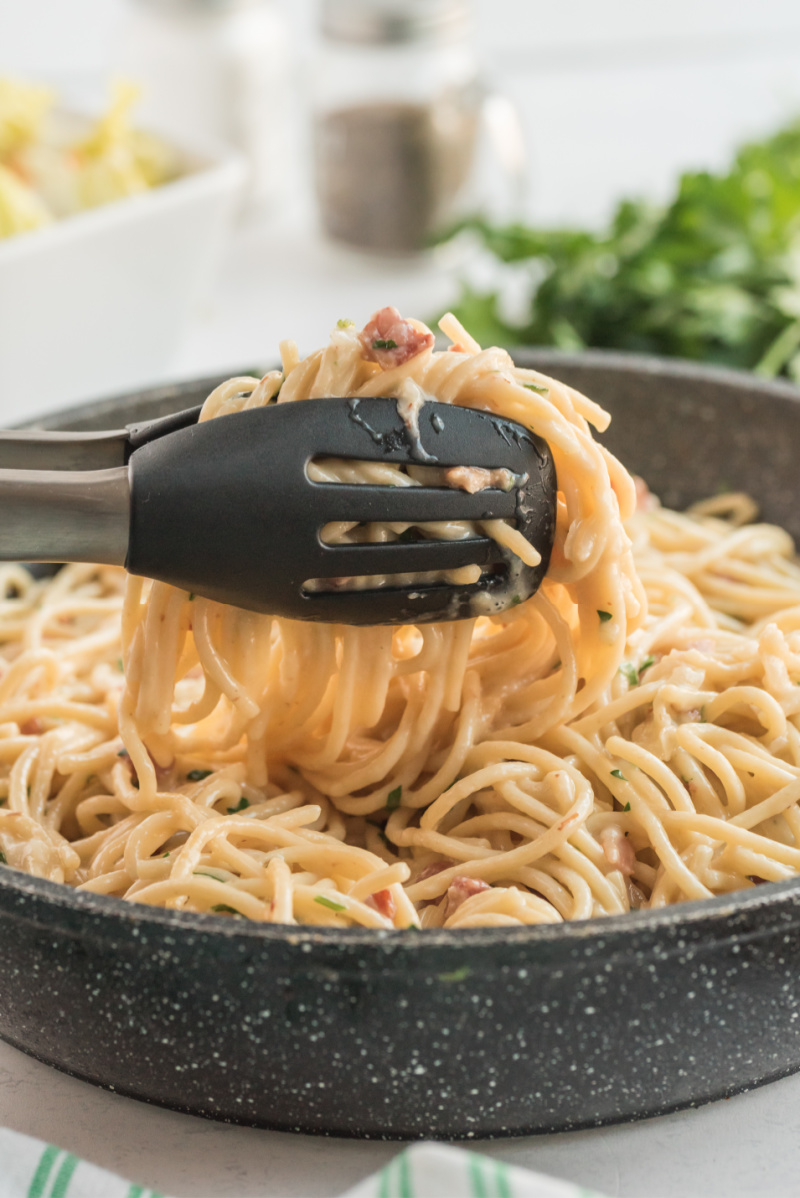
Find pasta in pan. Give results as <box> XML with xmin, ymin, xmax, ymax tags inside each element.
<box><xmin>0</xmin><ymin>309</ymin><xmax>799</xmax><ymax>930</ymax></box>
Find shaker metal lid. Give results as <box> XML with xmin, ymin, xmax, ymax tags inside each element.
<box><xmin>320</xmin><ymin>0</ymin><xmax>472</xmax><ymax>45</ymax></box>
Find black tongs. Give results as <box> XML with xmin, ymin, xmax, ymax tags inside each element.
<box><xmin>0</xmin><ymin>399</ymin><xmax>556</xmax><ymax>624</ymax></box>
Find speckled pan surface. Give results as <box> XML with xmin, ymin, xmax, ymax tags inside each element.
<box><xmin>2</xmin><ymin>350</ymin><xmax>800</xmax><ymax>1139</ymax></box>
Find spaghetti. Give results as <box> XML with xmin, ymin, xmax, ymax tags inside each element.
<box><xmin>0</xmin><ymin>310</ymin><xmax>799</xmax><ymax>930</ymax></box>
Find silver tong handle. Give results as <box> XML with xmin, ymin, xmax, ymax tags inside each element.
<box><xmin>0</xmin><ymin>404</ymin><xmax>203</xmax><ymax>472</ymax></box>
<box><xmin>0</xmin><ymin>467</ymin><xmax>130</xmax><ymax>566</ymax></box>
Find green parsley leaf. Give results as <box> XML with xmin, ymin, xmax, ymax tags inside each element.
<box><xmin>386</xmin><ymin>785</ymin><xmax>402</xmax><ymax>811</ymax></box>
<box><xmin>0</xmin><ymin>851</ymin><xmax>6</xmax><ymax>865</ymax></box>
<box><xmin>188</xmin><ymin>592</ymin><xmax>195</xmax><ymax>601</ymax></box>
<box><xmin>406</xmin><ymin>923</ymin><xmax>422</xmax><ymax>932</ymax></box>
<box><xmin>598</xmin><ymin>610</ymin><xmax>613</xmax><ymax>623</ymax></box>
<box><xmin>337</xmin><ymin>318</ymin><xmax>355</xmax><ymax>329</ymax></box>
<box><xmin>211</xmin><ymin>903</ymin><xmax>241</xmax><ymax>915</ymax></box>
<box><xmin>187</xmin><ymin>769</ymin><xmax>212</xmax><ymax>782</ymax></box>
<box><xmin>439</xmin><ymin>120</ymin><xmax>800</xmax><ymax>382</ymax></box>
<box><xmin>372</xmin><ymin>338</ymin><xmax>398</xmax><ymax>350</ymax></box>
<box><xmin>193</xmin><ymin>869</ymin><xmax>227</xmax><ymax>882</ymax></box>
<box><xmin>700</xmin><ymin>706</ymin><xmax>706</xmax><ymax>720</ymax></box>
<box><xmin>366</xmin><ymin>817</ymin><xmax>391</xmax><ymax>849</ymax></box>
<box><xmin>523</xmin><ymin>382</ymin><xmax>549</xmax><ymax>395</ymax></box>
<box><xmin>227</xmin><ymin>796</ymin><xmax>250</xmax><ymax>814</ymax></box>
<box><xmin>511</xmin><ymin>594</ymin><xmax>522</xmax><ymax>605</ymax></box>
<box><xmin>314</xmin><ymin>894</ymin><xmax>347</xmax><ymax>913</ymax></box>
<box><xmin>162</xmin><ymin>851</ymin><xmax>170</xmax><ymax>858</ymax></box>
<box><xmin>620</xmin><ymin>662</ymin><xmax>639</xmax><ymax>687</ymax></box>
<box><xmin>116</xmin><ymin>659</ymin><xmax>124</xmax><ymax>672</ymax></box>
<box><xmin>438</xmin><ymin>965</ymin><xmax>471</xmax><ymax>982</ymax></box>
<box><xmin>638</xmin><ymin>655</ymin><xmax>655</xmax><ymax>675</ymax></box>
<box><xmin>611</xmin><ymin>769</ymin><xmax>625</xmax><ymax>780</ymax></box>
<box><xmin>623</xmin><ymin>801</ymin><xmax>631</xmax><ymax>812</ymax></box>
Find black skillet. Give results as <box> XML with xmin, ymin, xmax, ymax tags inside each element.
<box><xmin>2</xmin><ymin>349</ymin><xmax>800</xmax><ymax>1140</ymax></box>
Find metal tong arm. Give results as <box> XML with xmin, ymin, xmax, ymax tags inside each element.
<box><xmin>0</xmin><ymin>405</ymin><xmax>203</xmax><ymax>472</ymax></box>
<box><xmin>0</xmin><ymin>467</ymin><xmax>130</xmax><ymax>565</ymax></box>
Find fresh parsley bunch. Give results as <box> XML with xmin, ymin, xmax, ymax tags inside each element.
<box><xmin>445</xmin><ymin>121</ymin><xmax>800</xmax><ymax>380</ymax></box>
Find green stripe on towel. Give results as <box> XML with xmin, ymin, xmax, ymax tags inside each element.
<box><xmin>468</xmin><ymin>1155</ymin><xmax>488</xmax><ymax>1198</ymax></box>
<box><xmin>50</xmin><ymin>1153</ymin><xmax>78</xmax><ymax>1198</ymax></box>
<box><xmin>27</xmin><ymin>1146</ymin><xmax>60</xmax><ymax>1198</ymax></box>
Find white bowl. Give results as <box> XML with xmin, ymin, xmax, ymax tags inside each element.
<box><xmin>0</xmin><ymin>132</ymin><xmax>247</xmax><ymax>422</ymax></box>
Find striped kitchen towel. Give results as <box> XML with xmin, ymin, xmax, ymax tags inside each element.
<box><xmin>0</xmin><ymin>1130</ymin><xmax>610</xmax><ymax>1198</ymax></box>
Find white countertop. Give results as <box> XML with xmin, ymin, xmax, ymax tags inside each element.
<box><xmin>3</xmin><ymin>1033</ymin><xmax>800</xmax><ymax>1198</ymax></box>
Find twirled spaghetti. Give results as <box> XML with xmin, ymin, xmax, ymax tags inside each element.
<box><xmin>0</xmin><ymin>310</ymin><xmax>799</xmax><ymax>931</ymax></box>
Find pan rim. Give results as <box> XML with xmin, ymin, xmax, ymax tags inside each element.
<box><xmin>1</xmin><ymin>859</ymin><xmax>798</xmax><ymax>951</ymax></box>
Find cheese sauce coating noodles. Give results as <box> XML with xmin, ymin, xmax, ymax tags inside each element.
<box><xmin>0</xmin><ymin>311</ymin><xmax>798</xmax><ymax>931</ymax></box>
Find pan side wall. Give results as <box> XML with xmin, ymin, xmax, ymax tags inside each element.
<box><xmin>1</xmin><ymin>889</ymin><xmax>800</xmax><ymax>1136</ymax></box>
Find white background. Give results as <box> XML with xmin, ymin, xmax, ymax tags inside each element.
<box><xmin>4</xmin><ymin>3</ymin><xmax>800</xmax><ymax>1195</ymax></box>
<box><xmin>5</xmin><ymin>0</ymin><xmax>800</xmax><ymax>393</ymax></box>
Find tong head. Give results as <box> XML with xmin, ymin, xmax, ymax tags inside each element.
<box><xmin>126</xmin><ymin>397</ymin><xmax>557</xmax><ymax>625</ymax></box>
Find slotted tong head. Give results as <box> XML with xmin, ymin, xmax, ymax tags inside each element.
<box><xmin>0</xmin><ymin>398</ymin><xmax>556</xmax><ymax>624</ymax></box>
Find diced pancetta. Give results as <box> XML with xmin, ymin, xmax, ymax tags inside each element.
<box><xmin>359</xmin><ymin>307</ymin><xmax>434</xmax><ymax>370</ymax></box>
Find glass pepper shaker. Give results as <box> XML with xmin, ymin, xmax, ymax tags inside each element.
<box><xmin>312</xmin><ymin>0</ymin><xmax>484</xmax><ymax>256</ymax></box>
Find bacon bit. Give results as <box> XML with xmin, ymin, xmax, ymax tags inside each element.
<box><xmin>367</xmin><ymin>888</ymin><xmax>397</xmax><ymax>919</ymax></box>
<box><xmin>444</xmin><ymin>466</ymin><xmax>514</xmax><ymax>494</ymax></box>
<box><xmin>634</xmin><ymin>476</ymin><xmax>656</xmax><ymax>513</ymax></box>
<box><xmin>358</xmin><ymin>307</ymin><xmax>434</xmax><ymax>370</ymax></box>
<box><xmin>599</xmin><ymin>826</ymin><xmax>636</xmax><ymax>876</ymax></box>
<box><xmin>448</xmin><ymin>342</ymin><xmax>467</xmax><ymax>353</ymax></box>
<box><xmin>20</xmin><ymin>719</ymin><xmax>42</xmax><ymax>737</ymax></box>
<box><xmin>445</xmin><ymin>875</ymin><xmax>490</xmax><ymax>919</ymax></box>
<box><xmin>415</xmin><ymin>860</ymin><xmax>451</xmax><ymax>884</ymax></box>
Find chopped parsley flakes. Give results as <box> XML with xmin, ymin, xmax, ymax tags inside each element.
<box><xmin>187</xmin><ymin>769</ymin><xmax>212</xmax><ymax>782</ymax></box>
<box><xmin>611</xmin><ymin>769</ymin><xmax>625</xmax><ymax>780</ymax></box>
<box><xmin>620</xmin><ymin>662</ymin><xmax>639</xmax><ymax>687</ymax></box>
<box><xmin>623</xmin><ymin>801</ymin><xmax>631</xmax><ymax>812</ymax></box>
<box><xmin>522</xmin><ymin>382</ymin><xmax>549</xmax><ymax>395</ymax></box>
<box><xmin>227</xmin><ymin>796</ymin><xmax>250</xmax><ymax>814</ymax></box>
<box><xmin>211</xmin><ymin>903</ymin><xmax>241</xmax><ymax>915</ymax></box>
<box><xmin>386</xmin><ymin>785</ymin><xmax>402</xmax><ymax>811</ymax></box>
<box><xmin>372</xmin><ymin>338</ymin><xmax>398</xmax><ymax>350</ymax></box>
<box><xmin>620</xmin><ymin>655</ymin><xmax>656</xmax><ymax>687</ymax></box>
<box><xmin>598</xmin><ymin>610</ymin><xmax>613</xmax><ymax>623</ymax></box>
<box><xmin>337</xmin><ymin>318</ymin><xmax>355</xmax><ymax>329</ymax></box>
<box><xmin>314</xmin><ymin>894</ymin><xmax>347</xmax><ymax>913</ymax></box>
